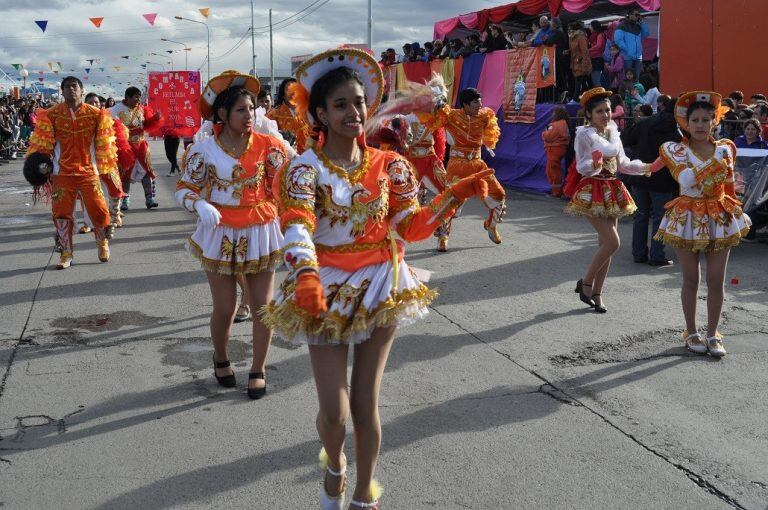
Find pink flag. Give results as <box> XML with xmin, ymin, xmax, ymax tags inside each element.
<box><xmin>143</xmin><ymin>13</ymin><xmax>158</xmax><ymax>26</ymax></box>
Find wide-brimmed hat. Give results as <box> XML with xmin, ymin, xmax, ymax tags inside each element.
<box><xmin>674</xmin><ymin>91</ymin><xmax>723</xmax><ymax>133</ymax></box>
<box><xmin>200</xmin><ymin>70</ymin><xmax>261</xmax><ymax>121</ymax></box>
<box><xmin>579</xmin><ymin>87</ymin><xmax>612</xmax><ymax>108</ymax></box>
<box><xmin>293</xmin><ymin>48</ymin><xmax>384</xmax><ymax>124</ymax></box>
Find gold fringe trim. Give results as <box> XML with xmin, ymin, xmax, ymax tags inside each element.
<box><xmin>653</xmin><ymin>226</ymin><xmax>751</xmax><ymax>253</ymax></box>
<box><xmin>564</xmin><ymin>201</ymin><xmax>637</xmax><ymax>218</ymax></box>
<box><xmin>187</xmin><ymin>239</ymin><xmax>283</xmax><ymax>275</ymax></box>
<box><xmin>260</xmin><ymin>285</ymin><xmax>437</xmax><ymax>344</ymax></box>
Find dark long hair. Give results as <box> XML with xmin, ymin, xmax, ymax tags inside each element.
<box><xmin>212</xmin><ymin>86</ymin><xmax>254</xmax><ymax>124</ymax></box>
<box><xmin>308</xmin><ymin>66</ymin><xmax>365</xmax><ymax>131</ymax></box>
<box><xmin>275</xmin><ymin>78</ymin><xmax>296</xmax><ymax>106</ymax></box>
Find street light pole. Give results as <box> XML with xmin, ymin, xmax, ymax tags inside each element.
<box><xmin>161</xmin><ymin>38</ymin><xmax>190</xmax><ymax>70</ymax></box>
<box><xmin>269</xmin><ymin>9</ymin><xmax>274</xmax><ymax>98</ymax></box>
<box><xmin>174</xmin><ymin>16</ymin><xmax>210</xmax><ymax>82</ymax></box>
<box><xmin>250</xmin><ymin>0</ymin><xmax>257</xmax><ymax>77</ymax></box>
<box><xmin>368</xmin><ymin>0</ymin><xmax>373</xmax><ymax>51</ymax></box>
<box><xmin>145</xmin><ymin>61</ymin><xmax>167</xmax><ymax>72</ymax></box>
<box><xmin>151</xmin><ymin>53</ymin><xmax>174</xmax><ymax>71</ymax></box>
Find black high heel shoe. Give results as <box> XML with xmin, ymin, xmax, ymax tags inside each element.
<box><xmin>591</xmin><ymin>293</ymin><xmax>607</xmax><ymax>313</ymax></box>
<box><xmin>247</xmin><ymin>372</ymin><xmax>267</xmax><ymax>400</ymax></box>
<box><xmin>213</xmin><ymin>355</ymin><xmax>237</xmax><ymax>388</ymax></box>
<box><xmin>575</xmin><ymin>279</ymin><xmax>596</xmax><ymax>307</ymax></box>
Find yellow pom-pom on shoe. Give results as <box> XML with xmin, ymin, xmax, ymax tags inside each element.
<box><xmin>369</xmin><ymin>479</ymin><xmax>383</xmax><ymax>500</ymax></box>
<box><xmin>318</xmin><ymin>447</ymin><xmax>331</xmax><ymax>471</ymax></box>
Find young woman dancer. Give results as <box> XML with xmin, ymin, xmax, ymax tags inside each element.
<box><xmin>566</xmin><ymin>87</ymin><xmax>664</xmax><ymax>312</ymax></box>
<box><xmin>261</xmin><ymin>48</ymin><xmax>490</xmax><ymax>509</ymax></box>
<box><xmin>654</xmin><ymin>91</ymin><xmax>751</xmax><ymax>356</ymax></box>
<box><xmin>176</xmin><ymin>71</ymin><xmax>288</xmax><ymax>399</ymax></box>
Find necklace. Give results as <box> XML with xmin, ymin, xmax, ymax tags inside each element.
<box><xmin>216</xmin><ymin>132</ymin><xmax>251</xmax><ymax>158</ymax></box>
<box><xmin>317</xmin><ymin>147</ymin><xmax>371</xmax><ymax>184</ymax></box>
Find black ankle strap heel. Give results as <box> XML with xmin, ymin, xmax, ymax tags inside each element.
<box><xmin>248</xmin><ymin>372</ymin><xmax>267</xmax><ymax>400</ymax></box>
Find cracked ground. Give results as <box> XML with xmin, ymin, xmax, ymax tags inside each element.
<box><xmin>1</xmin><ymin>143</ymin><xmax>767</xmax><ymax>509</ymax></box>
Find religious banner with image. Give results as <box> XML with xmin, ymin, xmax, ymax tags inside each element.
<box><xmin>147</xmin><ymin>71</ymin><xmax>201</xmax><ymax>138</ymax></box>
<box><xmin>503</xmin><ymin>48</ymin><xmax>538</xmax><ymax>124</ymax></box>
<box><xmin>535</xmin><ymin>45</ymin><xmax>556</xmax><ymax>89</ymax></box>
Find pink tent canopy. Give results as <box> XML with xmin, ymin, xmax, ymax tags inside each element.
<box><xmin>433</xmin><ymin>0</ymin><xmax>660</xmax><ymax>40</ymax></box>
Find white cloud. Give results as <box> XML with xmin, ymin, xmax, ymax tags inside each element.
<box><xmin>0</xmin><ymin>0</ymin><xmax>495</xmax><ymax>95</ymax></box>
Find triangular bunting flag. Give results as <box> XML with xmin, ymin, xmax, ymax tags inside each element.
<box><xmin>87</xmin><ymin>59</ymin><xmax>94</xmax><ymax>65</ymax></box>
<box><xmin>90</xmin><ymin>17</ymin><xmax>104</xmax><ymax>28</ymax></box>
<box><xmin>85</xmin><ymin>68</ymin><xmax>91</xmax><ymax>74</ymax></box>
<box><xmin>166</xmin><ymin>50</ymin><xmax>173</xmax><ymax>54</ymax></box>
<box><xmin>199</xmin><ymin>8</ymin><xmax>210</xmax><ymax>18</ymax></box>
<box><xmin>140</xmin><ymin>64</ymin><xmax>147</xmax><ymax>68</ymax></box>
<box><xmin>122</xmin><ymin>56</ymin><xmax>129</xmax><ymax>59</ymax></box>
<box><xmin>11</xmin><ymin>64</ymin><xmax>20</xmax><ymax>70</ymax></box>
<box><xmin>99</xmin><ymin>67</ymin><xmax>105</xmax><ymax>72</ymax></box>
<box><xmin>48</xmin><ymin>62</ymin><xmax>54</xmax><ymax>70</ymax></box>
<box><xmin>143</xmin><ymin>13</ymin><xmax>158</xmax><ymax>25</ymax></box>
<box><xmin>114</xmin><ymin>66</ymin><xmax>121</xmax><ymax>71</ymax></box>
<box><xmin>53</xmin><ymin>70</ymin><xmax>59</xmax><ymax>75</ymax></box>
<box><xmin>57</xmin><ymin>62</ymin><xmax>62</xmax><ymax>69</ymax></box>
<box><xmin>35</xmin><ymin>20</ymin><xmax>48</xmax><ymax>32</ymax></box>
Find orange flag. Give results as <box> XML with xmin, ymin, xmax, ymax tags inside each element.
<box><xmin>199</xmin><ymin>8</ymin><xmax>210</xmax><ymax>18</ymax></box>
<box><xmin>90</xmin><ymin>17</ymin><xmax>104</xmax><ymax>28</ymax></box>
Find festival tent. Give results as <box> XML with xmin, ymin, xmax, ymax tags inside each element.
<box><xmin>433</xmin><ymin>0</ymin><xmax>660</xmax><ymax>40</ymax></box>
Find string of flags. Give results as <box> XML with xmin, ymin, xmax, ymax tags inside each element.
<box><xmin>34</xmin><ymin>8</ymin><xmax>210</xmax><ymax>31</ymax></box>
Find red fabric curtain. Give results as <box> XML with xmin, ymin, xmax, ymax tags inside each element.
<box><xmin>489</xmin><ymin>4</ymin><xmax>517</xmax><ymax>23</ymax></box>
<box><xmin>401</xmin><ymin>62</ymin><xmax>433</xmax><ymax>84</ymax></box>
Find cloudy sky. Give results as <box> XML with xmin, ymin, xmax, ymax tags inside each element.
<box><xmin>0</xmin><ymin>0</ymin><xmax>499</xmax><ymax>96</ymax></box>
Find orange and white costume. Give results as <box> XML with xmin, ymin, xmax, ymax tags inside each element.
<box><xmin>654</xmin><ymin>139</ymin><xmax>751</xmax><ymax>252</ymax></box>
<box><xmin>419</xmin><ymin>105</ymin><xmax>505</xmax><ymax>242</ymax></box>
<box><xmin>404</xmin><ymin>114</ymin><xmax>447</xmax><ymax>195</ymax></box>
<box><xmin>262</xmin><ymin>145</ymin><xmax>460</xmax><ymax>344</ymax></box>
<box><xmin>565</xmin><ymin>120</ymin><xmax>648</xmax><ymax>217</ymax></box>
<box><xmin>27</xmin><ymin>102</ymin><xmax>117</xmax><ymax>264</ymax></box>
<box><xmin>268</xmin><ymin>101</ymin><xmax>312</xmax><ymax>154</ymax></box>
<box><xmin>176</xmin><ymin>129</ymin><xmax>287</xmax><ymax>274</ymax></box>
<box><xmin>108</xmin><ymin>102</ymin><xmax>161</xmax><ymax>207</ymax></box>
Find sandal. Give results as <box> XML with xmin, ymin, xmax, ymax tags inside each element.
<box><xmin>234</xmin><ymin>304</ymin><xmax>251</xmax><ymax>323</ymax></box>
<box><xmin>350</xmin><ymin>480</ymin><xmax>383</xmax><ymax>509</ymax></box>
<box><xmin>706</xmin><ymin>332</ymin><xmax>726</xmax><ymax>357</ymax></box>
<box><xmin>247</xmin><ymin>372</ymin><xmax>267</xmax><ymax>400</ymax></box>
<box><xmin>212</xmin><ymin>354</ymin><xmax>236</xmax><ymax>388</ymax></box>
<box><xmin>319</xmin><ymin>448</ymin><xmax>346</xmax><ymax>510</ymax></box>
<box><xmin>682</xmin><ymin>330</ymin><xmax>707</xmax><ymax>354</ymax></box>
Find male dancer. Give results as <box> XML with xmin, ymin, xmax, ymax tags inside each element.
<box><xmin>420</xmin><ymin>87</ymin><xmax>506</xmax><ymax>248</ymax></box>
<box><xmin>25</xmin><ymin>76</ymin><xmax>118</xmax><ymax>269</ymax></box>
<box><xmin>109</xmin><ymin>86</ymin><xmax>162</xmax><ymax>210</ymax></box>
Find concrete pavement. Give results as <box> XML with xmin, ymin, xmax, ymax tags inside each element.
<box><xmin>1</xmin><ymin>141</ymin><xmax>766</xmax><ymax>509</ymax></box>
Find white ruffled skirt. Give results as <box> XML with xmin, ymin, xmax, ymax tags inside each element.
<box><xmin>186</xmin><ymin>220</ymin><xmax>284</xmax><ymax>274</ymax></box>
<box><xmin>261</xmin><ymin>259</ymin><xmax>436</xmax><ymax>345</ymax></box>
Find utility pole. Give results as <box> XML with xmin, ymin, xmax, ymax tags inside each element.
<box><xmin>368</xmin><ymin>0</ymin><xmax>373</xmax><ymax>51</ymax></box>
<box><xmin>250</xmin><ymin>0</ymin><xmax>256</xmax><ymax>76</ymax></box>
<box><xmin>269</xmin><ymin>9</ymin><xmax>275</xmax><ymax>98</ymax></box>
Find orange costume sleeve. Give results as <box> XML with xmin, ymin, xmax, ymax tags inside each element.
<box><xmin>142</xmin><ymin>105</ymin><xmax>162</xmax><ymax>131</ymax></box>
<box><xmin>480</xmin><ymin>108</ymin><xmax>500</xmax><ymax>150</ymax></box>
<box><xmin>94</xmin><ymin>110</ymin><xmax>118</xmax><ymax>175</ymax></box>
<box><xmin>113</xmin><ymin>119</ymin><xmax>135</xmax><ymax>171</ymax></box>
<box><xmin>385</xmin><ymin>155</ymin><xmax>460</xmax><ymax>242</ymax></box>
<box><xmin>27</xmin><ymin>108</ymin><xmax>55</xmax><ymax>156</ymax></box>
<box><xmin>432</xmin><ymin>127</ymin><xmax>446</xmax><ymax>162</ymax></box>
<box><xmin>721</xmin><ymin>139</ymin><xmax>738</xmax><ymax>198</ymax></box>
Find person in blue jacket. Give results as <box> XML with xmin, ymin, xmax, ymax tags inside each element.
<box><xmin>613</xmin><ymin>8</ymin><xmax>649</xmax><ymax>81</ymax></box>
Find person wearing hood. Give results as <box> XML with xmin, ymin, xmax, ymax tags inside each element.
<box><xmin>613</xmin><ymin>8</ymin><xmax>649</xmax><ymax>80</ymax></box>
<box><xmin>626</xmin><ymin>82</ymin><xmax>646</xmax><ymax>117</ymax></box>
<box><xmin>622</xmin><ymin>94</ymin><xmax>681</xmax><ymax>266</ymax></box>
<box><xmin>568</xmin><ymin>21</ymin><xmax>592</xmax><ymax>98</ymax></box>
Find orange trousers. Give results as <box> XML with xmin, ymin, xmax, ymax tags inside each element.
<box><xmin>545</xmin><ymin>145</ymin><xmax>567</xmax><ymax>196</ymax></box>
<box><xmin>446</xmin><ymin>158</ymin><xmax>505</xmax><ymax>203</ymax></box>
<box><xmin>51</xmin><ymin>175</ymin><xmax>110</xmax><ymax>228</ymax></box>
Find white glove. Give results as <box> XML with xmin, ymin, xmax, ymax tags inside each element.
<box><xmin>193</xmin><ymin>120</ymin><xmax>213</xmax><ymax>143</ymax></box>
<box><xmin>194</xmin><ymin>200</ymin><xmax>221</xmax><ymax>227</ymax></box>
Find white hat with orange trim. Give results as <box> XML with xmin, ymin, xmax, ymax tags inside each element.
<box><xmin>199</xmin><ymin>70</ymin><xmax>261</xmax><ymax>121</ymax></box>
<box><xmin>675</xmin><ymin>91</ymin><xmax>723</xmax><ymax>133</ymax></box>
<box><xmin>293</xmin><ymin>48</ymin><xmax>384</xmax><ymax>124</ymax></box>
